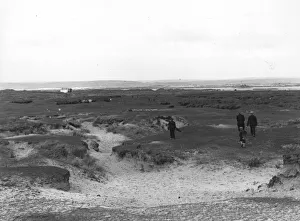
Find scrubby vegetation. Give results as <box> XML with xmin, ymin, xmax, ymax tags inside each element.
<box><xmin>71</xmin><ymin>155</ymin><xmax>105</xmax><ymax>180</ymax></box>
<box><xmin>177</xmin><ymin>90</ymin><xmax>300</xmax><ymax>110</ymax></box>
<box><xmin>112</xmin><ymin>143</ymin><xmax>178</xmax><ymax>166</ymax></box>
<box><xmin>37</xmin><ymin>140</ymin><xmax>105</xmax><ymax>181</ymax></box>
<box><xmin>0</xmin><ymin>120</ymin><xmax>47</xmax><ymax>135</ymax></box>
<box><xmin>178</xmin><ymin>97</ymin><xmax>241</xmax><ymax>109</ymax></box>
<box><xmin>93</xmin><ymin>115</ymin><xmax>124</xmax><ymax>126</ymax></box>
<box><xmin>37</xmin><ymin>140</ymin><xmax>87</xmax><ymax>159</ymax></box>
<box><xmin>248</xmin><ymin>158</ymin><xmax>262</xmax><ymax>168</ymax></box>
<box><xmin>56</xmin><ymin>99</ymin><xmax>82</xmax><ymax>105</ymax></box>
<box><xmin>11</xmin><ymin>99</ymin><xmax>33</xmax><ymax>104</ymax></box>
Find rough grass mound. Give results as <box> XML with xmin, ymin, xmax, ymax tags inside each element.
<box><xmin>0</xmin><ymin>166</ymin><xmax>70</xmax><ymax>191</ymax></box>
<box><xmin>37</xmin><ymin>140</ymin><xmax>105</xmax><ymax>181</ymax></box>
<box><xmin>71</xmin><ymin>155</ymin><xmax>106</xmax><ymax>181</ymax></box>
<box><xmin>11</xmin><ymin>99</ymin><xmax>33</xmax><ymax>104</ymax></box>
<box><xmin>112</xmin><ymin>143</ymin><xmax>175</xmax><ymax>166</ymax></box>
<box><xmin>38</xmin><ymin>140</ymin><xmax>87</xmax><ymax>159</ymax></box>
<box><xmin>248</xmin><ymin>158</ymin><xmax>262</xmax><ymax>168</ymax></box>
<box><xmin>0</xmin><ymin>120</ymin><xmax>47</xmax><ymax>135</ymax></box>
<box><xmin>56</xmin><ymin>99</ymin><xmax>82</xmax><ymax>105</ymax></box>
<box><xmin>93</xmin><ymin>115</ymin><xmax>124</xmax><ymax>126</ymax></box>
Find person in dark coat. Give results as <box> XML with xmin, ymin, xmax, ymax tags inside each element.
<box><xmin>236</xmin><ymin>112</ymin><xmax>245</xmax><ymax>131</ymax></box>
<box><xmin>168</xmin><ymin>118</ymin><xmax>181</xmax><ymax>139</ymax></box>
<box><xmin>247</xmin><ymin>111</ymin><xmax>257</xmax><ymax>137</ymax></box>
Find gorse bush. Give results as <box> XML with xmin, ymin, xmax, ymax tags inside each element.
<box><xmin>11</xmin><ymin>100</ymin><xmax>33</xmax><ymax>104</ymax></box>
<box><xmin>39</xmin><ymin>141</ymin><xmax>69</xmax><ymax>159</ymax></box>
<box><xmin>248</xmin><ymin>158</ymin><xmax>261</xmax><ymax>168</ymax></box>
<box><xmin>82</xmin><ymin>155</ymin><xmax>97</xmax><ymax>167</ymax></box>
<box><xmin>71</xmin><ymin>146</ymin><xmax>87</xmax><ymax>158</ymax></box>
<box><xmin>38</xmin><ymin>140</ymin><xmax>87</xmax><ymax>159</ymax></box>
<box><xmin>93</xmin><ymin>115</ymin><xmax>124</xmax><ymax>126</ymax></box>
<box><xmin>0</xmin><ymin>120</ymin><xmax>47</xmax><ymax>135</ymax></box>
<box><xmin>38</xmin><ymin>140</ymin><xmax>105</xmax><ymax>180</ymax></box>
<box><xmin>56</xmin><ymin>99</ymin><xmax>82</xmax><ymax>105</ymax></box>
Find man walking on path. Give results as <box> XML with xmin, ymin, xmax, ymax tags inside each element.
<box><xmin>236</xmin><ymin>112</ymin><xmax>245</xmax><ymax>131</ymax></box>
<box><xmin>168</xmin><ymin>118</ymin><xmax>181</xmax><ymax>139</ymax></box>
<box><xmin>247</xmin><ymin>111</ymin><xmax>257</xmax><ymax>137</ymax></box>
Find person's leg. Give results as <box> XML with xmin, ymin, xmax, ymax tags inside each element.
<box><xmin>251</xmin><ymin>126</ymin><xmax>256</xmax><ymax>136</ymax></box>
<box><xmin>252</xmin><ymin>126</ymin><xmax>256</xmax><ymax>137</ymax></box>
<box><xmin>170</xmin><ymin>129</ymin><xmax>175</xmax><ymax>139</ymax></box>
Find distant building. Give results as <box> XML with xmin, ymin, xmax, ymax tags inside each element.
<box><xmin>60</xmin><ymin>88</ymin><xmax>72</xmax><ymax>93</ymax></box>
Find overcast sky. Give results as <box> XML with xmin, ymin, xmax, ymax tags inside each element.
<box><xmin>1</xmin><ymin>0</ymin><xmax>299</xmax><ymax>82</ymax></box>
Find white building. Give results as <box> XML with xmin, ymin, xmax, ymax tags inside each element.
<box><xmin>60</xmin><ymin>88</ymin><xmax>72</xmax><ymax>93</ymax></box>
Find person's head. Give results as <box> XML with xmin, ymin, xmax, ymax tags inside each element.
<box><xmin>250</xmin><ymin>111</ymin><xmax>254</xmax><ymax>115</ymax></box>
<box><xmin>239</xmin><ymin>127</ymin><xmax>244</xmax><ymax>131</ymax></box>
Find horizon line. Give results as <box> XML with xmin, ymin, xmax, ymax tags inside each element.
<box><xmin>1</xmin><ymin>77</ymin><xmax>300</xmax><ymax>84</ymax></box>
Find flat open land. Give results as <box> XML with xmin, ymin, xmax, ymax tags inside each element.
<box><xmin>1</xmin><ymin>88</ymin><xmax>300</xmax><ymax>220</ymax></box>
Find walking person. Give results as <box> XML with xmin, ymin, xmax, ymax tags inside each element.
<box><xmin>236</xmin><ymin>112</ymin><xmax>245</xmax><ymax>131</ymax></box>
<box><xmin>168</xmin><ymin>118</ymin><xmax>181</xmax><ymax>139</ymax></box>
<box><xmin>247</xmin><ymin>111</ymin><xmax>257</xmax><ymax>137</ymax></box>
<box><xmin>239</xmin><ymin>127</ymin><xmax>247</xmax><ymax>148</ymax></box>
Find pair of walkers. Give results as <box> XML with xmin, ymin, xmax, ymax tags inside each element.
<box><xmin>237</xmin><ymin>111</ymin><xmax>257</xmax><ymax>147</ymax></box>
<box><xmin>236</xmin><ymin>111</ymin><xmax>257</xmax><ymax>137</ymax></box>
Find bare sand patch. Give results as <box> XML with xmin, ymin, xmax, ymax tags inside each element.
<box><xmin>37</xmin><ymin>157</ymin><xmax>281</xmax><ymax>208</ymax></box>
<box><xmin>9</xmin><ymin>142</ymin><xmax>37</xmax><ymax>160</ymax></box>
<box><xmin>82</xmin><ymin>122</ymin><xmax>128</xmax><ymax>153</ymax></box>
<box><xmin>209</xmin><ymin>124</ymin><xmax>236</xmax><ymax>129</ymax></box>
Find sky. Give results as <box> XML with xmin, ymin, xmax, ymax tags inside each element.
<box><xmin>1</xmin><ymin>0</ymin><xmax>300</xmax><ymax>82</ymax></box>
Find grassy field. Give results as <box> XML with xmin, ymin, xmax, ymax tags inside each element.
<box><xmin>1</xmin><ymin>88</ymin><xmax>300</xmax><ymax>168</ymax></box>
<box><xmin>2</xmin><ymin>88</ymin><xmax>300</xmax><ymax>220</ymax></box>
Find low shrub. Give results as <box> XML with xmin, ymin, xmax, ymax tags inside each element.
<box><xmin>47</xmin><ymin>123</ymin><xmax>66</xmax><ymax>130</ymax></box>
<box><xmin>71</xmin><ymin>157</ymin><xmax>82</xmax><ymax>168</ymax></box>
<box><xmin>68</xmin><ymin>121</ymin><xmax>81</xmax><ymax>128</ymax></box>
<box><xmin>38</xmin><ymin>140</ymin><xmax>87</xmax><ymax>159</ymax></box>
<box><xmin>11</xmin><ymin>100</ymin><xmax>33</xmax><ymax>104</ymax></box>
<box><xmin>56</xmin><ymin>99</ymin><xmax>82</xmax><ymax>105</ymax></box>
<box><xmin>39</xmin><ymin>141</ymin><xmax>69</xmax><ymax>159</ymax></box>
<box><xmin>72</xmin><ymin>130</ymin><xmax>87</xmax><ymax>138</ymax></box>
<box><xmin>113</xmin><ymin>145</ymin><xmax>175</xmax><ymax>165</ymax></box>
<box><xmin>80</xmin><ymin>155</ymin><xmax>106</xmax><ymax>180</ymax></box>
<box><xmin>82</xmin><ymin>155</ymin><xmax>96</xmax><ymax>167</ymax></box>
<box><xmin>248</xmin><ymin>158</ymin><xmax>261</xmax><ymax>168</ymax></box>
<box><xmin>118</xmin><ymin>149</ymin><xmax>138</xmax><ymax>159</ymax></box>
<box><xmin>93</xmin><ymin>115</ymin><xmax>124</xmax><ymax>126</ymax></box>
<box><xmin>71</xmin><ymin>146</ymin><xmax>87</xmax><ymax>159</ymax></box>
<box><xmin>103</xmin><ymin>97</ymin><xmax>111</xmax><ymax>102</ymax></box>
<box><xmin>0</xmin><ymin>140</ymin><xmax>10</xmax><ymax>146</ymax></box>
<box><xmin>152</xmin><ymin>153</ymin><xmax>175</xmax><ymax>165</ymax></box>
<box><xmin>0</xmin><ymin>120</ymin><xmax>47</xmax><ymax>135</ymax></box>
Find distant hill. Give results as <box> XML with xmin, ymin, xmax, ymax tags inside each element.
<box><xmin>0</xmin><ymin>80</ymin><xmax>147</xmax><ymax>90</ymax></box>
<box><xmin>1</xmin><ymin>78</ymin><xmax>300</xmax><ymax>90</ymax></box>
